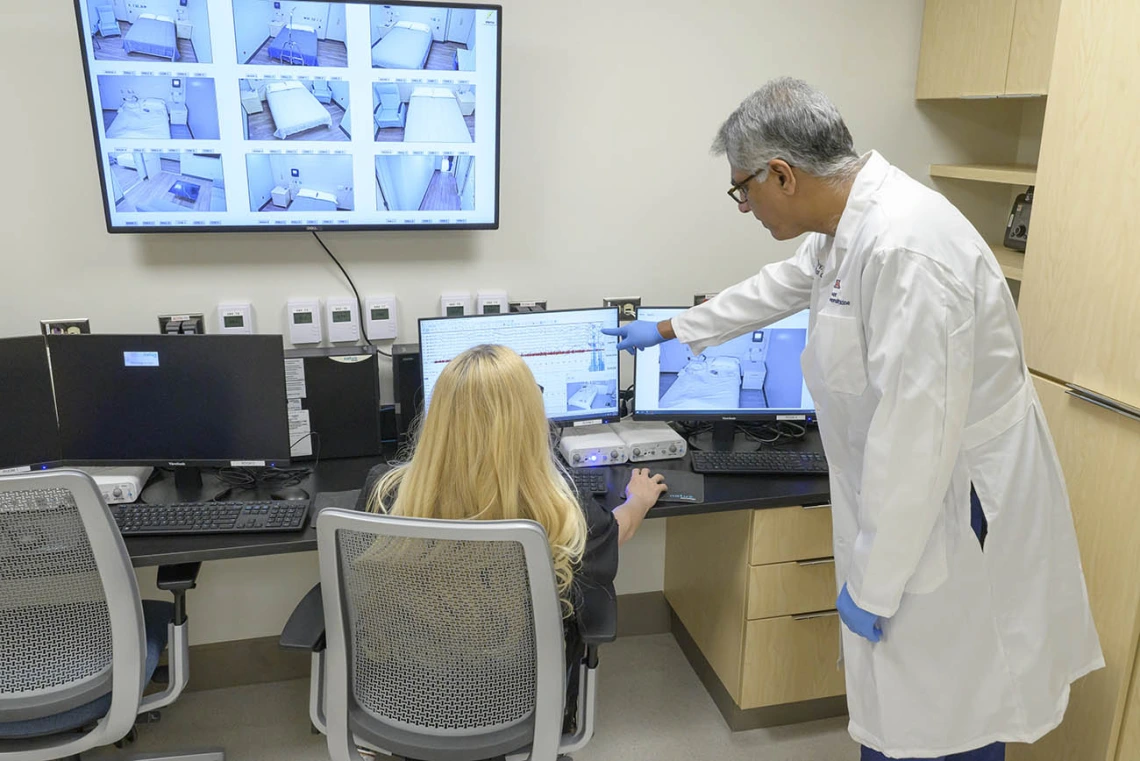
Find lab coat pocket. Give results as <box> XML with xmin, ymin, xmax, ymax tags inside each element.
<box><xmin>812</xmin><ymin>313</ymin><xmax>867</xmax><ymax>396</ymax></box>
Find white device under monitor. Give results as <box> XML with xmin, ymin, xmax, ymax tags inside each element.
<box><xmin>217</xmin><ymin>302</ymin><xmax>253</xmax><ymax>335</ymax></box>
<box><xmin>365</xmin><ymin>296</ymin><xmax>398</xmax><ymax>340</ymax></box>
<box><xmin>633</xmin><ymin>307</ymin><xmax>815</xmax><ymax>421</ymax></box>
<box><xmin>557</xmin><ymin>425</ymin><xmax>628</xmax><ymax>468</ymax></box>
<box><xmin>325</xmin><ymin>298</ymin><xmax>361</xmax><ymax>343</ymax></box>
<box><xmin>609</xmin><ymin>420</ymin><xmax>686</xmax><ymax>462</ymax></box>
<box><xmin>418</xmin><ymin>308</ymin><xmax>621</xmax><ymax>425</ymax></box>
<box><xmin>287</xmin><ymin>299</ymin><xmax>322</xmax><ymax>345</ymax></box>
<box><xmin>72</xmin><ymin>2</ymin><xmax>503</xmax><ymax>232</ymax></box>
<box><xmin>80</xmin><ymin>466</ymin><xmax>153</xmax><ymax>505</ymax></box>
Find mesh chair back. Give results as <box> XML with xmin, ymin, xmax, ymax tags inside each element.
<box><xmin>0</xmin><ymin>472</ymin><xmax>144</xmax><ymax>729</ymax></box>
<box><xmin>339</xmin><ymin>531</ymin><xmax>536</xmax><ymax>732</ymax></box>
<box><xmin>318</xmin><ymin>510</ymin><xmax>566</xmax><ymax>761</ymax></box>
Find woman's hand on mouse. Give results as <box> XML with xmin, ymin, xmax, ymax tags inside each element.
<box><xmin>625</xmin><ymin>468</ymin><xmax>668</xmax><ymax>512</ymax></box>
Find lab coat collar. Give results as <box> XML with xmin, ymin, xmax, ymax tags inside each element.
<box><xmin>834</xmin><ymin>150</ymin><xmax>890</xmax><ymax>252</ymax></box>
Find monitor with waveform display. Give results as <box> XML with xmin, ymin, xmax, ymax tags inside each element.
<box><xmin>418</xmin><ymin>308</ymin><xmax>620</xmax><ymax>424</ymax></box>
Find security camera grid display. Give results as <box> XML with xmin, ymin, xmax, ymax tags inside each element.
<box><xmin>239</xmin><ymin>78</ymin><xmax>350</xmax><ymax>141</ymax></box>
<box><xmin>370</xmin><ymin>5</ymin><xmax>477</xmax><ymax>71</ymax></box>
<box><xmin>87</xmin><ymin>0</ymin><xmax>213</xmax><ymax>64</ymax></box>
<box><xmin>246</xmin><ymin>154</ymin><xmax>353</xmax><ymax>212</ymax></box>
<box><xmin>232</xmin><ymin>0</ymin><xmax>349</xmax><ymax>67</ymax></box>
<box><xmin>99</xmin><ymin>75</ymin><xmax>219</xmax><ymax>140</ymax></box>
<box><xmin>110</xmin><ymin>151</ymin><xmax>226</xmax><ymax>212</ymax></box>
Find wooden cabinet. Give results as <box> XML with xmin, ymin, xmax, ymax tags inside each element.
<box><xmin>916</xmin><ymin>0</ymin><xmax>1061</xmax><ymax>98</ymax></box>
<box><xmin>1017</xmin><ymin>0</ymin><xmax>1140</xmax><ymax>410</ymax></box>
<box><xmin>1007</xmin><ymin>378</ymin><xmax>1140</xmax><ymax>761</ymax></box>
<box><xmin>665</xmin><ymin>505</ymin><xmax>844</xmax><ymax>716</ymax></box>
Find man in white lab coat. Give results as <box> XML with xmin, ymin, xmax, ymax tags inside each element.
<box><xmin>605</xmin><ymin>78</ymin><xmax>1103</xmax><ymax>760</ymax></box>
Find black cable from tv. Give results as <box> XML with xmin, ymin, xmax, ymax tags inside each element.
<box><xmin>311</xmin><ymin>231</ymin><xmax>391</xmax><ymax>357</ymax></box>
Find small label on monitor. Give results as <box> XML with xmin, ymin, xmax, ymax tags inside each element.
<box><xmin>776</xmin><ymin>414</ymin><xmax>807</xmax><ymax>421</ymax></box>
<box><xmin>0</xmin><ymin>465</ymin><xmax>32</xmax><ymax>475</ymax></box>
<box><xmin>124</xmin><ymin>351</ymin><xmax>160</xmax><ymax>367</ymax></box>
<box><xmin>230</xmin><ymin>460</ymin><xmax>266</xmax><ymax>467</ymax></box>
<box><xmin>573</xmin><ymin>418</ymin><xmax>604</xmax><ymax>427</ymax></box>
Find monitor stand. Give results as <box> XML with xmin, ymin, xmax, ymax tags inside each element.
<box><xmin>689</xmin><ymin>420</ymin><xmax>762</xmax><ymax>453</ymax></box>
<box><xmin>141</xmin><ymin>467</ymin><xmax>231</xmax><ymax>505</ymax></box>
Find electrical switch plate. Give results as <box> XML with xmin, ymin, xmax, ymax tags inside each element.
<box><xmin>217</xmin><ymin>303</ymin><xmax>253</xmax><ymax>334</ymax></box>
<box><xmin>158</xmin><ymin>313</ymin><xmax>205</xmax><ymax>334</ymax></box>
<box><xmin>603</xmin><ymin>297</ymin><xmax>641</xmax><ymax>322</ymax></box>
<box><xmin>325</xmin><ymin>297</ymin><xmax>361</xmax><ymax>343</ymax></box>
<box><xmin>509</xmin><ymin>300</ymin><xmax>547</xmax><ymax>313</ymax></box>
<box><xmin>365</xmin><ymin>295</ymin><xmax>398</xmax><ymax>340</ymax></box>
<box><xmin>287</xmin><ymin>299</ymin><xmax>322</xmax><ymax>344</ymax></box>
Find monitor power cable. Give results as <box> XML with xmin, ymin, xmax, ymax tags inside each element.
<box><xmin>311</xmin><ymin>231</ymin><xmax>391</xmax><ymax>357</ymax></box>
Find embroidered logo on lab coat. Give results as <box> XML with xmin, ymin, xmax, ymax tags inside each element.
<box><xmin>830</xmin><ymin>279</ymin><xmax>851</xmax><ymax>307</ymax></box>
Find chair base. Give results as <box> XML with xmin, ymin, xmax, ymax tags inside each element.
<box><xmin>125</xmin><ymin>751</ymin><xmax>224</xmax><ymax>761</ymax></box>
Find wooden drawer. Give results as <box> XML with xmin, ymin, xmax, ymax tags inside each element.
<box><xmin>749</xmin><ymin>505</ymin><xmax>833</xmax><ymax>566</ymax></box>
<box><xmin>740</xmin><ymin>611</ymin><xmax>846</xmax><ymax>709</ymax></box>
<box><xmin>747</xmin><ymin>558</ymin><xmax>837</xmax><ymax>619</ymax></box>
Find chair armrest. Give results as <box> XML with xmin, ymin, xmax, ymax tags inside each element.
<box><xmin>280</xmin><ymin>583</ymin><xmax>326</xmax><ymax>652</ymax></box>
<box><xmin>577</xmin><ymin>586</ymin><xmax>617</xmax><ymax>648</ymax></box>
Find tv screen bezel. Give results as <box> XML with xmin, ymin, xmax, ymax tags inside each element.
<box><xmin>73</xmin><ymin>0</ymin><xmax>503</xmax><ymax>234</ymax></box>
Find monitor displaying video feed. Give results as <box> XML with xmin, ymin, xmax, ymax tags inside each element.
<box><xmin>74</xmin><ymin>0</ymin><xmax>501</xmax><ymax>232</ymax></box>
<box><xmin>419</xmin><ymin>309</ymin><xmax>621</xmax><ymax>424</ymax></box>
<box><xmin>633</xmin><ymin>307</ymin><xmax>815</xmax><ymax>421</ymax></box>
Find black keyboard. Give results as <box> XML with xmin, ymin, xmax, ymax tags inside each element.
<box><xmin>114</xmin><ymin>501</ymin><xmax>310</xmax><ymax>537</ymax></box>
<box><xmin>565</xmin><ymin>469</ymin><xmax>608</xmax><ymax>495</ymax></box>
<box><xmin>690</xmin><ymin>450</ymin><xmax>829</xmax><ymax>475</ymax></box>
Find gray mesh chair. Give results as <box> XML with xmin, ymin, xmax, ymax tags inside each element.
<box><xmin>281</xmin><ymin>508</ymin><xmax>615</xmax><ymax>761</ymax></box>
<box><xmin>0</xmin><ymin>470</ymin><xmax>221</xmax><ymax>761</ymax></box>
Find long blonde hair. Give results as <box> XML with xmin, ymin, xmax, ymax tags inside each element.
<box><xmin>368</xmin><ymin>344</ymin><xmax>588</xmax><ymax>613</ymax></box>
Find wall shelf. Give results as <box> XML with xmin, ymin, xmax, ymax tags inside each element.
<box><xmin>989</xmin><ymin>242</ymin><xmax>1025</xmax><ymax>281</ymax></box>
<box><xmin>930</xmin><ymin>163</ymin><xmax>1037</xmax><ymax>185</ymax></box>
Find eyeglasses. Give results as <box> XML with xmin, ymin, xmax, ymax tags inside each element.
<box><xmin>727</xmin><ymin>168</ymin><xmax>765</xmax><ymax>205</ymax></box>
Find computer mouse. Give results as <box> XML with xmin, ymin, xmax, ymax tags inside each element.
<box><xmin>270</xmin><ymin>486</ymin><xmax>310</xmax><ymax>501</ymax></box>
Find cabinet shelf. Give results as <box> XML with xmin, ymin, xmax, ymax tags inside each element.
<box><xmin>930</xmin><ymin>163</ymin><xmax>1037</xmax><ymax>185</ymax></box>
<box><xmin>989</xmin><ymin>242</ymin><xmax>1025</xmax><ymax>281</ymax></box>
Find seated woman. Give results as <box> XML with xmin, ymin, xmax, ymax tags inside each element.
<box><xmin>355</xmin><ymin>343</ymin><xmax>667</xmax><ymax>728</ymax></box>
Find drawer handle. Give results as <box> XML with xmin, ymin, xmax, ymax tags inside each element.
<box><xmin>801</xmin><ymin>503</ymin><xmax>831</xmax><ymax>510</ymax></box>
<box><xmin>1066</xmin><ymin>384</ymin><xmax>1140</xmax><ymax>424</ymax></box>
<box><xmin>796</xmin><ymin>558</ymin><xmax>835</xmax><ymax>567</ymax></box>
<box><xmin>792</xmin><ymin>610</ymin><xmax>838</xmax><ymax>621</ymax></box>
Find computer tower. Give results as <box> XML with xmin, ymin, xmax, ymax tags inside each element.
<box><xmin>391</xmin><ymin>343</ymin><xmax>423</xmax><ymax>439</ymax></box>
<box><xmin>284</xmin><ymin>347</ymin><xmax>382</xmax><ymax>460</ymax></box>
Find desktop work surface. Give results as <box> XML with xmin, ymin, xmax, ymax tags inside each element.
<box><xmin>124</xmin><ymin>440</ymin><xmax>831</xmax><ymax>567</ymax></box>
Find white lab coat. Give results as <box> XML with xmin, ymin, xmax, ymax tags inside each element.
<box><xmin>673</xmin><ymin>152</ymin><xmax>1103</xmax><ymax>757</ymax></box>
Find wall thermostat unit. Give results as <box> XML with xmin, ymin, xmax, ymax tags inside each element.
<box><xmin>477</xmin><ymin>290</ymin><xmax>509</xmax><ymax>315</ymax></box>
<box><xmin>558</xmin><ymin>424</ymin><xmax>629</xmax><ymax>468</ymax></box>
<box><xmin>217</xmin><ymin>303</ymin><xmax>253</xmax><ymax>335</ymax></box>
<box><xmin>440</xmin><ymin>292</ymin><xmax>472</xmax><ymax>318</ymax></box>
<box><xmin>325</xmin><ymin>297</ymin><xmax>361</xmax><ymax>343</ymax></box>
<box><xmin>365</xmin><ymin>295</ymin><xmax>398</xmax><ymax>341</ymax></box>
<box><xmin>609</xmin><ymin>420</ymin><xmax>687</xmax><ymax>462</ymax></box>
<box><xmin>287</xmin><ymin>299</ymin><xmax>322</xmax><ymax>345</ymax></box>
<box><xmin>80</xmin><ymin>466</ymin><xmax>153</xmax><ymax>505</ymax></box>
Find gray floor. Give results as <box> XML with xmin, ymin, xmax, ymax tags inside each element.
<box><xmin>87</xmin><ymin>634</ymin><xmax>858</xmax><ymax>761</ymax></box>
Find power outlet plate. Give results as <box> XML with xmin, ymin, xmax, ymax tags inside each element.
<box><xmin>693</xmin><ymin>292</ymin><xmax>718</xmax><ymax>306</ymax></box>
<box><xmin>603</xmin><ymin>297</ymin><xmax>641</xmax><ymax>322</ymax></box>
<box><xmin>509</xmin><ymin>300</ymin><xmax>547</xmax><ymax>313</ymax></box>
<box><xmin>158</xmin><ymin>313</ymin><xmax>205</xmax><ymax>335</ymax></box>
<box><xmin>41</xmin><ymin>318</ymin><xmax>90</xmax><ymax>336</ymax></box>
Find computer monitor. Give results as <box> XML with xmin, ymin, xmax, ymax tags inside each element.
<box><xmin>47</xmin><ymin>334</ymin><xmax>291</xmax><ymax>501</ymax></box>
<box><xmin>0</xmin><ymin>337</ymin><xmax>61</xmax><ymax>472</ymax></box>
<box><xmin>633</xmin><ymin>307</ymin><xmax>814</xmax><ymax>451</ymax></box>
<box><xmin>418</xmin><ymin>308</ymin><xmax>621</xmax><ymax>425</ymax></box>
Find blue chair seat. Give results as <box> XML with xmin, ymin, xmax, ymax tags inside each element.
<box><xmin>0</xmin><ymin>601</ymin><xmax>173</xmax><ymax>740</ymax></box>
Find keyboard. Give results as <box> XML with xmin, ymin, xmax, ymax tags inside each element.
<box><xmin>114</xmin><ymin>501</ymin><xmax>310</xmax><ymax>537</ymax></box>
<box><xmin>690</xmin><ymin>450</ymin><xmax>829</xmax><ymax>475</ymax></box>
<box><xmin>565</xmin><ymin>469</ymin><xmax>608</xmax><ymax>495</ymax></box>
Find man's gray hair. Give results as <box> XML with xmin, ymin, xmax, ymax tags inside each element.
<box><xmin>712</xmin><ymin>77</ymin><xmax>861</xmax><ymax>182</ymax></box>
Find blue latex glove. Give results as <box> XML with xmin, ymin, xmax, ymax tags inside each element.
<box><xmin>601</xmin><ymin>320</ymin><xmax>665</xmax><ymax>354</ymax></box>
<box><xmin>837</xmin><ymin>583</ymin><xmax>883</xmax><ymax>643</ymax></box>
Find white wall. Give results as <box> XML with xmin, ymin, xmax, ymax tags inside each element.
<box><xmin>328</xmin><ymin>79</ymin><xmax>349</xmax><ymax>109</ymax></box>
<box><xmin>232</xmin><ymin>0</ymin><xmax>272</xmax><ymax>63</ymax></box>
<box><xmin>183</xmin><ymin>77</ymin><xmax>220</xmax><ymax>139</ymax></box>
<box><xmin>1</xmin><ymin>0</ymin><xmax>1028</xmax><ymax>645</ymax></box>
<box><xmin>277</xmin><ymin>0</ymin><xmax>329</xmax><ymax>39</ymax></box>
<box><xmin>376</xmin><ymin>155</ymin><xmax>436</xmax><ymax>211</ymax></box>
<box><xmin>183</xmin><ymin>0</ymin><xmax>213</xmax><ymax>63</ymax></box>
<box><xmin>371</xmin><ymin>4</ymin><xmax>441</xmax><ymax>43</ymax></box>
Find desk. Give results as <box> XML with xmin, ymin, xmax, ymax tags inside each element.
<box><xmin>126</xmin><ymin>440</ymin><xmax>829</xmax><ymax>566</ymax></box>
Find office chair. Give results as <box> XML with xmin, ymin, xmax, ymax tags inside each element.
<box><xmin>281</xmin><ymin>508</ymin><xmax>616</xmax><ymax>761</ymax></box>
<box><xmin>374</xmin><ymin>84</ymin><xmax>407</xmax><ymax>130</ymax></box>
<box><xmin>96</xmin><ymin>6</ymin><xmax>119</xmax><ymax>37</ymax></box>
<box><xmin>0</xmin><ymin>471</ymin><xmax>222</xmax><ymax>761</ymax></box>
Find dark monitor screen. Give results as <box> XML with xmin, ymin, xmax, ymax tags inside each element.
<box><xmin>0</xmin><ymin>337</ymin><xmax>61</xmax><ymax>471</ymax></box>
<box><xmin>48</xmin><ymin>335</ymin><xmax>291</xmax><ymax>467</ymax></box>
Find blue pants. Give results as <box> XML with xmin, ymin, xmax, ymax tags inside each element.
<box><xmin>860</xmin><ymin>742</ymin><xmax>1004</xmax><ymax>761</ymax></box>
<box><xmin>860</xmin><ymin>488</ymin><xmax>996</xmax><ymax>761</ymax></box>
